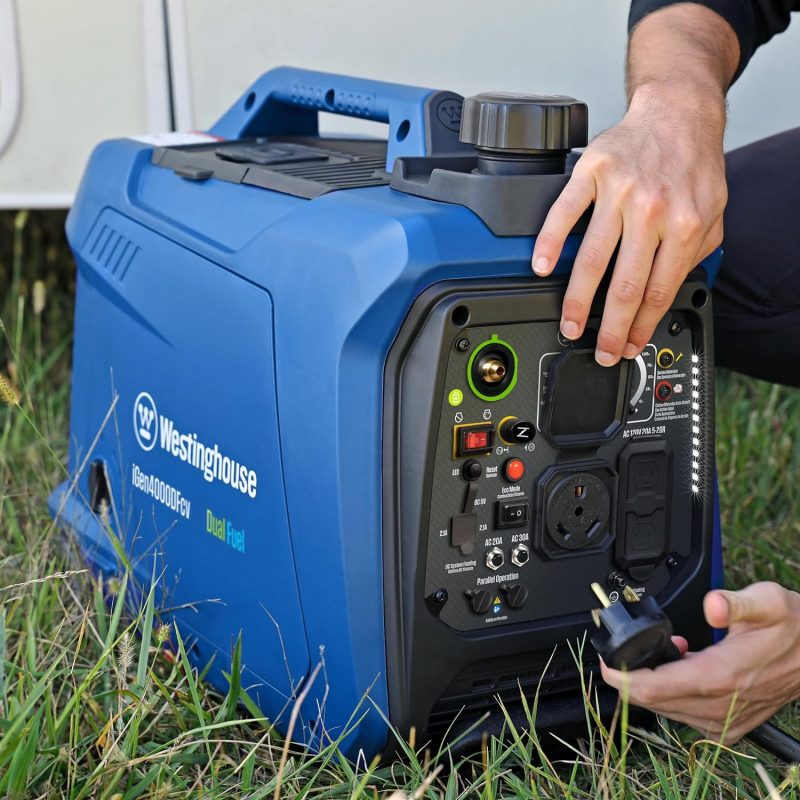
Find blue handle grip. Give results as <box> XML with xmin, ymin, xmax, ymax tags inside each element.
<box><xmin>210</xmin><ymin>66</ymin><xmax>466</xmax><ymax>171</ymax></box>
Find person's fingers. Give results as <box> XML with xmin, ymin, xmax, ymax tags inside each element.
<box><xmin>531</xmin><ymin>169</ymin><xmax>596</xmax><ymax>277</ymax></box>
<box><xmin>558</xmin><ymin>202</ymin><xmax>623</xmax><ymax>340</ymax></box>
<box><xmin>600</xmin><ymin>649</ymin><xmax>720</xmax><ymax>706</ymax></box>
<box><xmin>622</xmin><ymin>234</ymin><xmax>702</xmax><ymax>360</ymax></box>
<box><xmin>594</xmin><ymin>215</ymin><xmax>660</xmax><ymax>365</ymax></box>
<box><xmin>703</xmin><ymin>591</ymin><xmax>732</xmax><ymax>629</ymax></box>
<box><xmin>704</xmin><ymin>583</ymin><xmax>793</xmax><ymax>629</ymax></box>
<box><xmin>697</xmin><ymin>217</ymin><xmax>724</xmax><ymax>262</ymax></box>
<box><xmin>624</xmin><ymin>689</ymin><xmax>744</xmax><ymax>719</ymax></box>
<box><xmin>624</xmin><ymin>213</ymin><xmax>722</xmax><ymax>358</ymax></box>
<box><xmin>650</xmin><ymin>702</ymin><xmax>773</xmax><ymax>744</ymax></box>
<box><xmin>656</xmin><ymin>711</ymin><xmax>728</xmax><ymax>739</ymax></box>
<box><xmin>672</xmin><ymin>635</ymin><xmax>690</xmax><ymax>657</ymax></box>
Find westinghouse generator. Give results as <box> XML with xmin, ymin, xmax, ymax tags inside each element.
<box><xmin>51</xmin><ymin>68</ymin><xmax>721</xmax><ymax>759</ymax></box>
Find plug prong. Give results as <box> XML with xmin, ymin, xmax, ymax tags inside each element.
<box><xmin>591</xmin><ymin>609</ymin><xmax>602</xmax><ymax>627</ymax></box>
<box><xmin>591</xmin><ymin>582</ymin><xmax>612</xmax><ymax>609</ymax></box>
<box><xmin>623</xmin><ymin>586</ymin><xmax>640</xmax><ymax>603</ymax></box>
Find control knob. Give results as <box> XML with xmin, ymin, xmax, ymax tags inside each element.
<box><xmin>499</xmin><ymin>417</ymin><xmax>536</xmax><ymax>445</ymax></box>
<box><xmin>500</xmin><ymin>583</ymin><xmax>529</xmax><ymax>610</ymax></box>
<box><xmin>465</xmin><ymin>589</ymin><xmax>492</xmax><ymax>615</ymax></box>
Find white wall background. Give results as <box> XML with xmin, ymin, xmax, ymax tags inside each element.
<box><xmin>0</xmin><ymin>0</ymin><xmax>169</xmax><ymax>206</ymax></box>
<box><xmin>180</xmin><ymin>0</ymin><xmax>800</xmax><ymax>151</ymax></box>
<box><xmin>1</xmin><ymin>0</ymin><xmax>798</xmax><ymax>205</ymax></box>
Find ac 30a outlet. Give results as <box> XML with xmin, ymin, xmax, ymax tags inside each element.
<box><xmin>536</xmin><ymin>464</ymin><xmax>616</xmax><ymax>559</ymax></box>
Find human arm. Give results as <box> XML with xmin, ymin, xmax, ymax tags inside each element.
<box><xmin>530</xmin><ymin>3</ymin><xmax>737</xmax><ymax>365</ymax></box>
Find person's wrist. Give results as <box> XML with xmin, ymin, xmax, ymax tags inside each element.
<box><xmin>630</xmin><ymin>78</ymin><xmax>724</xmax><ymax>114</ymax></box>
<box><xmin>627</xmin><ymin>79</ymin><xmax>726</xmax><ymax>142</ymax></box>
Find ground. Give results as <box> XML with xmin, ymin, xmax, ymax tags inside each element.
<box><xmin>1</xmin><ymin>210</ymin><xmax>798</xmax><ymax>798</ymax></box>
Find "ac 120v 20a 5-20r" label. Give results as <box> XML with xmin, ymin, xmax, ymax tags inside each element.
<box><xmin>133</xmin><ymin>391</ymin><xmax>258</xmax><ymax>498</ymax></box>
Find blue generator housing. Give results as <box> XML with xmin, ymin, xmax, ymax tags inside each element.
<box><xmin>52</xmin><ymin>68</ymin><xmax>721</xmax><ymax>760</ymax></box>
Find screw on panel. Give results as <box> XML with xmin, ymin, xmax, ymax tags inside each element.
<box><xmin>668</xmin><ymin>320</ymin><xmax>682</xmax><ymax>336</ymax></box>
<box><xmin>455</xmin><ymin>337</ymin><xmax>470</xmax><ymax>352</ymax></box>
<box><xmin>666</xmin><ymin>555</ymin><xmax>679</xmax><ymax>569</ymax></box>
<box><xmin>433</xmin><ymin>589</ymin><xmax>448</xmax><ymax>604</ymax></box>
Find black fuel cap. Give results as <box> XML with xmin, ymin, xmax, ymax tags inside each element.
<box><xmin>460</xmin><ymin>93</ymin><xmax>588</xmax><ymax>154</ymax></box>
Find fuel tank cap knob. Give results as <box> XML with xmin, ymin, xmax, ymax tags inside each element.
<box><xmin>459</xmin><ymin>93</ymin><xmax>588</xmax><ymax>155</ymax></box>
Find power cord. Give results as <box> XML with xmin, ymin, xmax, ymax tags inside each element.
<box><xmin>588</xmin><ymin>583</ymin><xmax>800</xmax><ymax>763</ymax></box>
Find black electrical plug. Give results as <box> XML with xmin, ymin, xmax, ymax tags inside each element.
<box><xmin>588</xmin><ymin>581</ymin><xmax>800</xmax><ymax>763</ymax></box>
<box><xmin>589</xmin><ymin>583</ymin><xmax>680</xmax><ymax>671</ymax></box>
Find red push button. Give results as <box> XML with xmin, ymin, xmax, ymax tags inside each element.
<box><xmin>503</xmin><ymin>458</ymin><xmax>525</xmax><ymax>482</ymax></box>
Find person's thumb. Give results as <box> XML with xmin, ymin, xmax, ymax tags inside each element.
<box><xmin>704</xmin><ymin>583</ymin><xmax>786</xmax><ymax>629</ymax></box>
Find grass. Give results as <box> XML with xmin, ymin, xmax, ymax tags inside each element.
<box><xmin>1</xmin><ymin>209</ymin><xmax>799</xmax><ymax>798</ymax></box>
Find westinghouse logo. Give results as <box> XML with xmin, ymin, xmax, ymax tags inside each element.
<box><xmin>132</xmin><ymin>391</ymin><xmax>258</xmax><ymax>498</ymax></box>
<box><xmin>134</xmin><ymin>392</ymin><xmax>158</xmax><ymax>451</ymax></box>
<box><xmin>436</xmin><ymin>97</ymin><xmax>462</xmax><ymax>132</ymax></box>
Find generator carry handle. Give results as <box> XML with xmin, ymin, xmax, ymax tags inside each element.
<box><xmin>210</xmin><ymin>66</ymin><xmax>469</xmax><ymax>170</ymax></box>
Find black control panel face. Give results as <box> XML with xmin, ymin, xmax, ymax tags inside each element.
<box><xmin>423</xmin><ymin>307</ymin><xmax>707</xmax><ymax>633</ymax></box>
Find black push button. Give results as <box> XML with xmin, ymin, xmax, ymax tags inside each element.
<box><xmin>500</xmin><ymin>583</ymin><xmax>529</xmax><ymax>610</ymax></box>
<box><xmin>496</xmin><ymin>499</ymin><xmax>529</xmax><ymax>529</ymax></box>
<box><xmin>461</xmin><ymin>459</ymin><xmax>483</xmax><ymax>481</ymax></box>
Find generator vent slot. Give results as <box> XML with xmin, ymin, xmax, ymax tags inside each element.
<box><xmin>425</xmin><ymin>652</ymin><xmax>589</xmax><ymax>740</ymax></box>
<box><xmin>84</xmin><ymin>221</ymin><xmax>139</xmax><ymax>281</ymax></box>
<box><xmin>151</xmin><ymin>136</ymin><xmax>390</xmax><ymax>200</ymax></box>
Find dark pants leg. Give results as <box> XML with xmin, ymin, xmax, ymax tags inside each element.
<box><xmin>713</xmin><ymin>127</ymin><xmax>800</xmax><ymax>387</ymax></box>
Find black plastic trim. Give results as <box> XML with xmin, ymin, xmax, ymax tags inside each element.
<box><xmin>390</xmin><ymin>155</ymin><xmax>591</xmax><ymax>236</ymax></box>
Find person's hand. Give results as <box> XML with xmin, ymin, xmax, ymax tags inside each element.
<box><xmin>601</xmin><ymin>582</ymin><xmax>800</xmax><ymax>743</ymax></box>
<box><xmin>531</xmin><ymin>81</ymin><xmax>727</xmax><ymax>366</ymax></box>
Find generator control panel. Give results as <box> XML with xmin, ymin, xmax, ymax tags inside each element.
<box><xmin>421</xmin><ymin>291</ymin><xmax>707</xmax><ymax>633</ymax></box>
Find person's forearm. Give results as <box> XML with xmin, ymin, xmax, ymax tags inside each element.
<box><xmin>531</xmin><ymin>2</ymin><xmax>735</xmax><ymax>366</ymax></box>
<box><xmin>627</xmin><ymin>4</ymin><xmax>740</xmax><ymax>107</ymax></box>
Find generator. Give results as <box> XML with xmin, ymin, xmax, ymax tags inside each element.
<box><xmin>51</xmin><ymin>68</ymin><xmax>721</xmax><ymax>760</ymax></box>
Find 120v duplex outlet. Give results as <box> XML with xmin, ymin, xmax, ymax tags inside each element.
<box><xmin>536</xmin><ymin>464</ymin><xmax>616</xmax><ymax>559</ymax></box>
